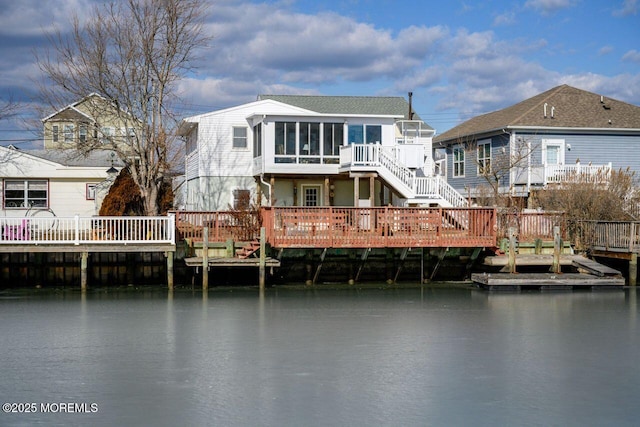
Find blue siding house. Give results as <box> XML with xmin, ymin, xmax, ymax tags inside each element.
<box><xmin>434</xmin><ymin>85</ymin><xmax>640</xmax><ymax>204</ymax></box>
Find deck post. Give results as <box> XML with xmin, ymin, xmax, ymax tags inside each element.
<box><xmin>353</xmin><ymin>176</ymin><xmax>360</xmax><ymax>206</ymax></box>
<box><xmin>305</xmin><ymin>250</ymin><xmax>314</xmax><ymax>286</ymax></box>
<box><xmin>225</xmin><ymin>238</ymin><xmax>234</xmax><ymax>258</ymax></box>
<box><xmin>629</xmin><ymin>253</ymin><xmax>637</xmax><ymax>286</ymax></box>
<box><xmin>259</xmin><ymin>227</ymin><xmax>266</xmax><ymax>291</ymax></box>
<box><xmin>202</xmin><ymin>227</ymin><xmax>209</xmax><ymax>291</ymax></box>
<box><xmin>508</xmin><ymin>227</ymin><xmax>517</xmax><ymax>274</ymax></box>
<box><xmin>385</xmin><ymin>249</ymin><xmax>394</xmax><ymax>284</ymax></box>
<box><xmin>552</xmin><ymin>226</ymin><xmax>561</xmax><ymax>274</ymax></box>
<box><xmin>348</xmin><ymin>251</ymin><xmax>356</xmax><ymax>285</ymax></box>
<box><xmin>167</xmin><ymin>251</ymin><xmax>174</xmax><ymax>290</ymax></box>
<box><xmin>369</xmin><ymin>175</ymin><xmax>375</xmax><ymax>207</ymax></box>
<box><xmin>80</xmin><ymin>251</ymin><xmax>88</xmax><ymax>291</ymax></box>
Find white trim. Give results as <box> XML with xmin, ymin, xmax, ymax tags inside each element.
<box><xmin>477</xmin><ymin>138</ymin><xmax>491</xmax><ymax>175</ymax></box>
<box><xmin>452</xmin><ymin>144</ymin><xmax>465</xmax><ymax>178</ymax></box>
<box><xmin>542</xmin><ymin>139</ymin><xmax>565</xmax><ymax>165</ymax></box>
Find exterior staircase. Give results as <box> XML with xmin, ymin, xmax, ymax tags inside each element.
<box><xmin>236</xmin><ymin>240</ymin><xmax>260</xmax><ymax>259</ymax></box>
<box><xmin>341</xmin><ymin>144</ymin><xmax>467</xmax><ymax>207</ymax></box>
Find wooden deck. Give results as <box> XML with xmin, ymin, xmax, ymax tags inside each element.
<box><xmin>472</xmin><ymin>272</ymin><xmax>625</xmax><ymax>290</ymax></box>
<box><xmin>260</xmin><ymin>207</ymin><xmax>496</xmax><ymax>248</ymax></box>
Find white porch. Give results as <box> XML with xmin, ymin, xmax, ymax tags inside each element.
<box><xmin>514</xmin><ymin>162</ymin><xmax>613</xmax><ymax>186</ymax></box>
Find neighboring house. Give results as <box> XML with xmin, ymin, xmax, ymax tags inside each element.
<box><xmin>42</xmin><ymin>93</ymin><xmax>141</xmax><ymax>153</ymax></box>
<box><xmin>0</xmin><ymin>146</ymin><xmax>123</xmax><ymax>217</ymax></box>
<box><xmin>434</xmin><ymin>85</ymin><xmax>640</xmax><ymax>203</ymax></box>
<box><xmin>178</xmin><ymin>94</ymin><xmax>466</xmax><ymax>211</ymax></box>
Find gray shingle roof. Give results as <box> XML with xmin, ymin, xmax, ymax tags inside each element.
<box><xmin>23</xmin><ymin>149</ymin><xmax>125</xmax><ymax>167</ymax></box>
<box><xmin>258</xmin><ymin>94</ymin><xmax>430</xmax><ymax>127</ymax></box>
<box><xmin>434</xmin><ymin>85</ymin><xmax>640</xmax><ymax>143</ymax></box>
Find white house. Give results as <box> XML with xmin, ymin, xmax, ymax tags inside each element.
<box><xmin>0</xmin><ymin>146</ymin><xmax>122</xmax><ymax>218</ymax></box>
<box><xmin>178</xmin><ymin>94</ymin><xmax>466</xmax><ymax>210</ymax></box>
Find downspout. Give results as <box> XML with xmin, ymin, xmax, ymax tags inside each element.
<box><xmin>260</xmin><ymin>174</ymin><xmax>272</xmax><ymax>206</ymax></box>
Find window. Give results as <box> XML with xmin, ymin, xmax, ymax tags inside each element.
<box><xmin>348</xmin><ymin>124</ymin><xmax>381</xmax><ymax>144</ymax></box>
<box><xmin>323</xmin><ymin>123</ymin><xmax>343</xmax><ymax>162</ymax></box>
<box><xmin>64</xmin><ymin>124</ymin><xmax>74</xmax><ymax>143</ymax></box>
<box><xmin>348</xmin><ymin>125</ymin><xmax>363</xmax><ymax>144</ymax></box>
<box><xmin>79</xmin><ymin>125</ymin><xmax>87</xmax><ymax>143</ymax></box>
<box><xmin>299</xmin><ymin>122</ymin><xmax>320</xmax><ymax>156</ymax></box>
<box><xmin>365</xmin><ymin>125</ymin><xmax>382</xmax><ymax>144</ymax></box>
<box><xmin>453</xmin><ymin>145</ymin><xmax>465</xmax><ymax>177</ymax></box>
<box><xmin>302</xmin><ymin>185</ymin><xmax>320</xmax><ymax>207</ymax></box>
<box><xmin>233</xmin><ymin>126</ymin><xmax>248</xmax><ymax>149</ymax></box>
<box><xmin>86</xmin><ymin>183</ymin><xmax>97</xmax><ymax>200</ymax></box>
<box><xmin>477</xmin><ymin>140</ymin><xmax>491</xmax><ymax>175</ymax></box>
<box><xmin>542</xmin><ymin>139</ymin><xmax>564</xmax><ymax>165</ymax></box>
<box><xmin>253</xmin><ymin>124</ymin><xmax>262</xmax><ymax>158</ymax></box>
<box><xmin>233</xmin><ymin>189</ymin><xmax>250</xmax><ymax>210</ymax></box>
<box><xmin>4</xmin><ymin>180</ymin><xmax>48</xmax><ymax>208</ymax></box>
<box><xmin>275</xmin><ymin>122</ymin><xmax>296</xmax><ymax>162</ymax></box>
<box><xmin>52</xmin><ymin>125</ymin><xmax>59</xmax><ymax>143</ymax></box>
<box><xmin>100</xmin><ymin>127</ymin><xmax>115</xmax><ymax>144</ymax></box>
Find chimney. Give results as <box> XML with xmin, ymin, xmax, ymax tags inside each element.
<box><xmin>408</xmin><ymin>92</ymin><xmax>414</xmax><ymax>120</ymax></box>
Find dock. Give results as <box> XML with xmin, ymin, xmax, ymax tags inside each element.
<box><xmin>475</xmin><ymin>254</ymin><xmax>625</xmax><ymax>290</ymax></box>
<box><xmin>471</xmin><ymin>272</ymin><xmax>625</xmax><ymax>290</ymax></box>
<box><xmin>184</xmin><ymin>257</ymin><xmax>281</xmax><ymax>268</ymax></box>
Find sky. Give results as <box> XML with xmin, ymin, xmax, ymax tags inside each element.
<box><xmin>0</xmin><ymin>0</ymin><xmax>639</xmax><ymax>148</ymax></box>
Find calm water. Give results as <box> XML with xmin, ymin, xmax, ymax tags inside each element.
<box><xmin>0</xmin><ymin>287</ymin><xmax>638</xmax><ymax>427</ymax></box>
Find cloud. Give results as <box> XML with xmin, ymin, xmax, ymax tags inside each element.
<box><xmin>524</xmin><ymin>0</ymin><xmax>577</xmax><ymax>15</ymax></box>
<box><xmin>622</xmin><ymin>49</ymin><xmax>640</xmax><ymax>63</ymax></box>
<box><xmin>0</xmin><ymin>0</ymin><xmax>94</xmax><ymax>37</ymax></box>
<box><xmin>598</xmin><ymin>46</ymin><xmax>614</xmax><ymax>56</ymax></box>
<box><xmin>200</xmin><ymin>2</ymin><xmax>447</xmax><ymax>86</ymax></box>
<box><xmin>613</xmin><ymin>0</ymin><xmax>638</xmax><ymax>16</ymax></box>
<box><xmin>493</xmin><ymin>11</ymin><xmax>516</xmax><ymax>26</ymax></box>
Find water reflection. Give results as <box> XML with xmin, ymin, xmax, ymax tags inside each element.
<box><xmin>0</xmin><ymin>288</ymin><xmax>638</xmax><ymax>426</ymax></box>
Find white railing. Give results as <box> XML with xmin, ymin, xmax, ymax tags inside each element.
<box><xmin>545</xmin><ymin>162</ymin><xmax>612</xmax><ymax>184</ymax></box>
<box><xmin>413</xmin><ymin>176</ymin><xmax>467</xmax><ymax>207</ymax></box>
<box><xmin>0</xmin><ymin>214</ymin><xmax>176</xmax><ymax>245</ymax></box>
<box><xmin>343</xmin><ymin>144</ymin><xmax>467</xmax><ymax>207</ymax></box>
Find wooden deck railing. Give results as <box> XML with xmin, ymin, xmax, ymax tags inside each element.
<box><xmin>174</xmin><ymin>210</ymin><xmax>260</xmax><ymax>242</ymax></box>
<box><xmin>261</xmin><ymin>207</ymin><xmax>496</xmax><ymax>248</ymax></box>
<box><xmin>0</xmin><ymin>215</ymin><xmax>176</xmax><ymax>245</ymax></box>
<box><xmin>497</xmin><ymin>211</ymin><xmax>567</xmax><ymax>241</ymax></box>
<box><xmin>575</xmin><ymin>221</ymin><xmax>640</xmax><ymax>253</ymax></box>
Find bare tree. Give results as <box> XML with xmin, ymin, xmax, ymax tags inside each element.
<box><xmin>0</xmin><ymin>97</ymin><xmax>19</xmax><ymax>123</ymax></box>
<box><xmin>35</xmin><ymin>0</ymin><xmax>209</xmax><ymax>215</ymax></box>
<box><xmin>459</xmin><ymin>134</ymin><xmax>538</xmax><ymax>207</ymax></box>
<box><xmin>534</xmin><ymin>168</ymin><xmax>638</xmax><ymax>222</ymax></box>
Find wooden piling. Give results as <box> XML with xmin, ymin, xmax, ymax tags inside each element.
<box><xmin>202</xmin><ymin>227</ymin><xmax>209</xmax><ymax>290</ymax></box>
<box><xmin>630</xmin><ymin>253</ymin><xmax>637</xmax><ymax>286</ymax></box>
<box><xmin>508</xmin><ymin>227</ymin><xmax>517</xmax><ymax>274</ymax></box>
<box><xmin>259</xmin><ymin>227</ymin><xmax>266</xmax><ymax>291</ymax></box>
<box><xmin>80</xmin><ymin>252</ymin><xmax>88</xmax><ymax>291</ymax></box>
<box><xmin>166</xmin><ymin>251</ymin><xmax>174</xmax><ymax>290</ymax></box>
<box><xmin>552</xmin><ymin>226</ymin><xmax>561</xmax><ymax>274</ymax></box>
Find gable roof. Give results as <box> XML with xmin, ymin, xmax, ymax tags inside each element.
<box><xmin>257</xmin><ymin>94</ymin><xmax>429</xmax><ymax>125</ymax></box>
<box><xmin>22</xmin><ymin>149</ymin><xmax>125</xmax><ymax>168</ymax></box>
<box><xmin>434</xmin><ymin>85</ymin><xmax>640</xmax><ymax>143</ymax></box>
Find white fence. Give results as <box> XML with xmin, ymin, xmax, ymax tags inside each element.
<box><xmin>0</xmin><ymin>214</ymin><xmax>176</xmax><ymax>245</ymax></box>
